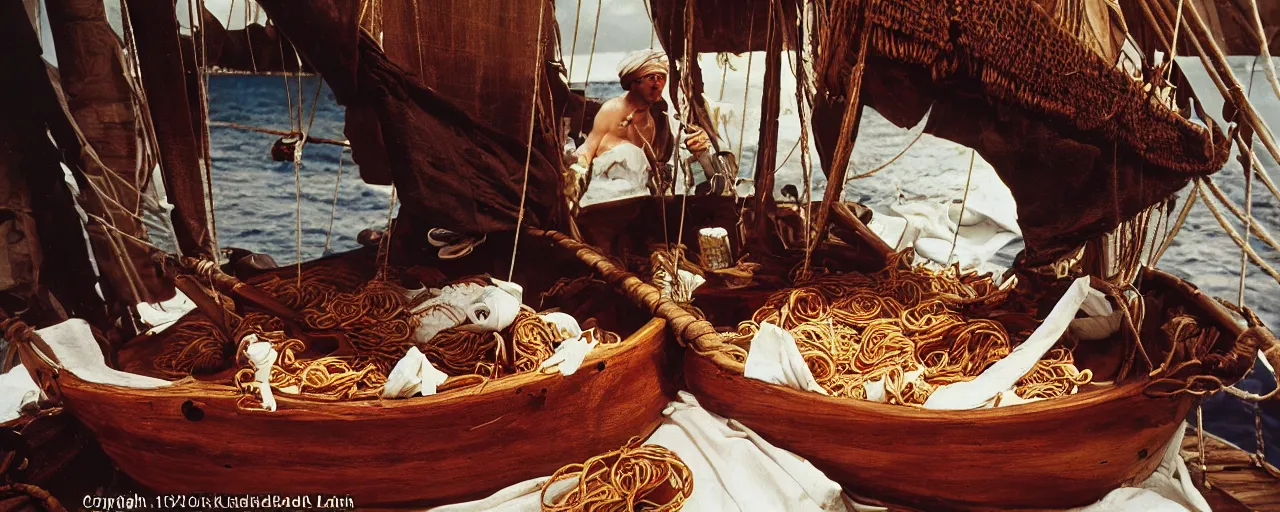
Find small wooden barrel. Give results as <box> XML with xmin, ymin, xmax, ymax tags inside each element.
<box><xmin>698</xmin><ymin>227</ymin><xmax>733</xmax><ymax>270</ymax></box>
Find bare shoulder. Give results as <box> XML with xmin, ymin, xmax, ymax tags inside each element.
<box><xmin>595</xmin><ymin>96</ymin><xmax>630</xmax><ymax>123</ymax></box>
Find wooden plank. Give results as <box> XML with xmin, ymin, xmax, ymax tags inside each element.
<box><xmin>1181</xmin><ymin>428</ymin><xmax>1280</xmax><ymax>511</ymax></box>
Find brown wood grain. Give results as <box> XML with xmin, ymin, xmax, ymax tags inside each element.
<box><xmin>676</xmin><ymin>267</ymin><xmax>1255</xmax><ymax>510</ymax></box>
<box><xmin>685</xmin><ymin>349</ymin><xmax>1193</xmax><ymax>511</ymax></box>
<box><xmin>1182</xmin><ymin>431</ymin><xmax>1280</xmax><ymax>512</ymax></box>
<box><xmin>17</xmin><ymin>317</ymin><xmax>676</xmax><ymax>507</ymax></box>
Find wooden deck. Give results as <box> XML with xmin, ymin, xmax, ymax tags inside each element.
<box><xmin>1181</xmin><ymin>428</ymin><xmax>1280</xmax><ymax>511</ymax></box>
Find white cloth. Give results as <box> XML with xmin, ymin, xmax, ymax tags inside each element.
<box><xmin>580</xmin><ymin>143</ymin><xmax>652</xmax><ymax>207</ymax></box>
<box><xmin>925</xmin><ymin>277</ymin><xmax>1095</xmax><ymax>410</ymax></box>
<box><xmin>0</xmin><ymin>364</ymin><xmax>41</xmax><ymax>424</ymax></box>
<box><xmin>458</xmin><ymin>285</ymin><xmax>522</xmax><ymax>334</ymax></box>
<box><xmin>870</xmin><ymin>199</ymin><xmax>1020</xmax><ymax>275</ymax></box>
<box><xmin>616</xmin><ymin>49</ymin><xmax>668</xmax><ymax>89</ymax></box>
<box><xmin>411</xmin><ymin>278</ymin><xmax>524</xmax><ymax>343</ymax></box>
<box><xmin>32</xmin><ymin>319</ymin><xmax>171</xmax><ymax>389</ymax></box>
<box><xmin>425</xmin><ymin>391</ymin><xmax>850</xmax><ymax>512</ymax></box>
<box><xmin>744</xmin><ymin>322</ymin><xmax>828</xmax><ymax>395</ymax></box>
<box><xmin>538</xmin><ymin>335</ymin><xmax>598</xmax><ymax>376</ymax></box>
<box><xmin>409</xmin><ymin>282</ymin><xmax>487</xmax><ymax>344</ymax></box>
<box><xmin>244</xmin><ymin>334</ymin><xmax>278</xmax><ymax>412</ymax></box>
<box><xmin>135</xmin><ymin>290</ymin><xmax>196</xmax><ymax>334</ymax></box>
<box><xmin>657</xmin><ymin>268</ymin><xmax>707</xmax><ymax>303</ymax></box>
<box><xmin>382</xmin><ymin>347</ymin><xmax>449</xmax><ymax>399</ymax></box>
<box><xmin>539</xmin><ymin>312</ymin><xmax>583</xmax><ymax>339</ymax></box>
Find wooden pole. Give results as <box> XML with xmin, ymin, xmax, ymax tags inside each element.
<box><xmin>810</xmin><ymin>0</ymin><xmax>873</xmax><ymax>249</ymax></box>
<box><xmin>750</xmin><ymin>3</ymin><xmax>783</xmax><ymax>252</ymax></box>
<box><xmin>527</xmin><ymin>228</ymin><xmax>725</xmax><ymax>354</ymax></box>
<box><xmin>125</xmin><ymin>0</ymin><xmax>217</xmax><ymax>260</ymax></box>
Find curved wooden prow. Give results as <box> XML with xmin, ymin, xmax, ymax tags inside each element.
<box><xmin>176</xmin><ymin>258</ymin><xmax>355</xmax><ymax>359</ymax></box>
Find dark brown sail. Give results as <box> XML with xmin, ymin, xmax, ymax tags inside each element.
<box><xmin>256</xmin><ymin>0</ymin><xmax>565</xmax><ymax>239</ymax></box>
<box><xmin>0</xmin><ymin>2</ymin><xmax>110</xmax><ymax>330</ymax></box>
<box><xmin>656</xmin><ymin>0</ymin><xmax>1231</xmax><ymax>268</ymax></box>
<box><xmin>45</xmin><ymin>0</ymin><xmax>174</xmax><ymax>307</ymax></box>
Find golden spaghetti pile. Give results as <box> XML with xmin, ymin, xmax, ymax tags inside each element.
<box><xmin>421</xmin><ymin>308</ymin><xmax>621</xmax><ymax>379</ymax></box>
<box><xmin>734</xmin><ymin>254</ymin><xmax>1092</xmax><ymax>405</ymax></box>
<box><xmin>155</xmin><ymin>271</ymin><xmax>620</xmax><ymax>402</ymax></box>
<box><xmin>541</xmin><ymin>436</ymin><xmax>694</xmax><ymax>512</ymax></box>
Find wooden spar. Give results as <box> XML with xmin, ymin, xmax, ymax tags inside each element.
<box><xmin>124</xmin><ymin>0</ymin><xmax>217</xmax><ymax>260</ymax></box>
<box><xmin>208</xmin><ymin>121</ymin><xmax>350</xmax><ymax>147</ymax></box>
<box><xmin>750</xmin><ymin>3</ymin><xmax>784</xmax><ymax>252</ymax></box>
<box><xmin>526</xmin><ymin>228</ymin><xmax>725</xmax><ymax>353</ymax></box>
<box><xmin>45</xmin><ymin>0</ymin><xmax>175</xmax><ymax>307</ymax></box>
<box><xmin>810</xmin><ymin>0</ymin><xmax>873</xmax><ymax>249</ymax></box>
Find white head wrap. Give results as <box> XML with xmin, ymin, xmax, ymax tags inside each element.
<box><xmin>617</xmin><ymin>49</ymin><xmax>668</xmax><ymax>90</ymax></box>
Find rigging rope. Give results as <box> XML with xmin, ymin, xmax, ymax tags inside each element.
<box><xmin>846</xmin><ymin>127</ymin><xmax>924</xmax><ymax>182</ymax></box>
<box><xmin>1195</xmin><ymin>180</ymin><xmax>1280</xmax><ymax>285</ymax></box>
<box><xmin>567</xmin><ymin>0</ymin><xmax>584</xmax><ymax>80</ymax></box>
<box><xmin>574</xmin><ymin>0</ymin><xmax>604</xmax><ymax>134</ymax></box>
<box><xmin>154</xmin><ymin>268</ymin><xmax>619</xmax><ymax>401</ymax></box>
<box><xmin>324</xmin><ymin>148</ymin><xmax>346</xmax><ymax>254</ymax></box>
<box><xmin>946</xmin><ymin>150</ymin><xmax>976</xmax><ymax>266</ymax></box>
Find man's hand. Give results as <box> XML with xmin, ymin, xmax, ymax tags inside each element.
<box><xmin>684</xmin><ymin>126</ymin><xmax>711</xmax><ymax>153</ymax></box>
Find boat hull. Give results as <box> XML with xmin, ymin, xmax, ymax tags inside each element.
<box><xmin>682</xmin><ymin>268</ymin><xmax>1252</xmax><ymax>511</ymax></box>
<box><xmin>20</xmin><ymin>317</ymin><xmax>675</xmax><ymax>507</ymax></box>
<box><xmin>685</xmin><ymin>350</ymin><xmax>1192</xmax><ymax>511</ymax></box>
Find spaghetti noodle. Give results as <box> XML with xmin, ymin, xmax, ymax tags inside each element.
<box><xmin>156</xmin><ymin>269</ymin><xmax>623</xmax><ymax>403</ymax></box>
<box><xmin>541</xmin><ymin>436</ymin><xmax>694</xmax><ymax>512</ymax></box>
<box><xmin>737</xmin><ymin>252</ymin><xmax>1092</xmax><ymax>405</ymax></box>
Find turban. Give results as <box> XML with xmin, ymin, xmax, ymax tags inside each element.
<box><xmin>617</xmin><ymin>49</ymin><xmax>668</xmax><ymax>90</ymax></box>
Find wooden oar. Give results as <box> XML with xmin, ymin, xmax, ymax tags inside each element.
<box><xmin>178</xmin><ymin>258</ymin><xmax>355</xmax><ymax>359</ymax></box>
<box><xmin>173</xmin><ymin>275</ymin><xmax>236</xmax><ymax>343</ymax></box>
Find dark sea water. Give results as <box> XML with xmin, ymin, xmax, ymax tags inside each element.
<box><xmin>206</xmin><ymin>74</ymin><xmax>1275</xmax><ymax>464</ymax></box>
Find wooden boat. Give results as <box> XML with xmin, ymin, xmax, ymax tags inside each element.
<box><xmin>13</xmin><ymin>236</ymin><xmax>678</xmax><ymax>507</ymax></box>
<box><xmin>2</xmin><ymin>0</ymin><xmax>684</xmax><ymax>507</ymax></box>
<box><xmin>561</xmin><ymin>0</ymin><xmax>1280</xmax><ymax>508</ymax></box>
<box><xmin>681</xmin><ymin>268</ymin><xmax>1260</xmax><ymax>510</ymax></box>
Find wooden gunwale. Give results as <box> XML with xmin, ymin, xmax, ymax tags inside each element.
<box><xmin>23</xmin><ymin>317</ymin><xmax>666</xmax><ymax>411</ymax></box>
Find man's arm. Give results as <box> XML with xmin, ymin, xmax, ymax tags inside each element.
<box><xmin>575</xmin><ymin>102</ymin><xmax>619</xmax><ymax>167</ymax></box>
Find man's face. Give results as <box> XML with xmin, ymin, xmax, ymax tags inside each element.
<box><xmin>633</xmin><ymin>73</ymin><xmax>666</xmax><ymax>103</ymax></box>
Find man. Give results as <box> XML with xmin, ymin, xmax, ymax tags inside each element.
<box><xmin>569</xmin><ymin>49</ymin><xmax>710</xmax><ymax>206</ymax></box>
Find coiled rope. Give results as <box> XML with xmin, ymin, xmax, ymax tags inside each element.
<box><xmin>731</xmin><ymin>251</ymin><xmax>1093</xmax><ymax>405</ymax></box>
<box><xmin>541</xmin><ymin>436</ymin><xmax>694</xmax><ymax>512</ymax></box>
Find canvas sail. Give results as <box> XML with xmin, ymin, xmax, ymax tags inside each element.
<box><xmin>257</xmin><ymin>0</ymin><xmax>565</xmax><ymax>239</ymax></box>
<box><xmin>664</xmin><ymin>0</ymin><xmax>1229</xmax><ymax>268</ymax></box>
<box><xmin>46</xmin><ymin>0</ymin><xmax>175</xmax><ymax>307</ymax></box>
<box><xmin>0</xmin><ymin>2</ymin><xmax>113</xmax><ymax>329</ymax></box>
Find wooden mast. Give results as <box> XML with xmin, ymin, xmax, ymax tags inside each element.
<box><xmin>750</xmin><ymin>2</ymin><xmax>784</xmax><ymax>254</ymax></box>
<box><xmin>123</xmin><ymin>0</ymin><xmax>217</xmax><ymax>260</ymax></box>
<box><xmin>810</xmin><ymin>0</ymin><xmax>872</xmax><ymax>246</ymax></box>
